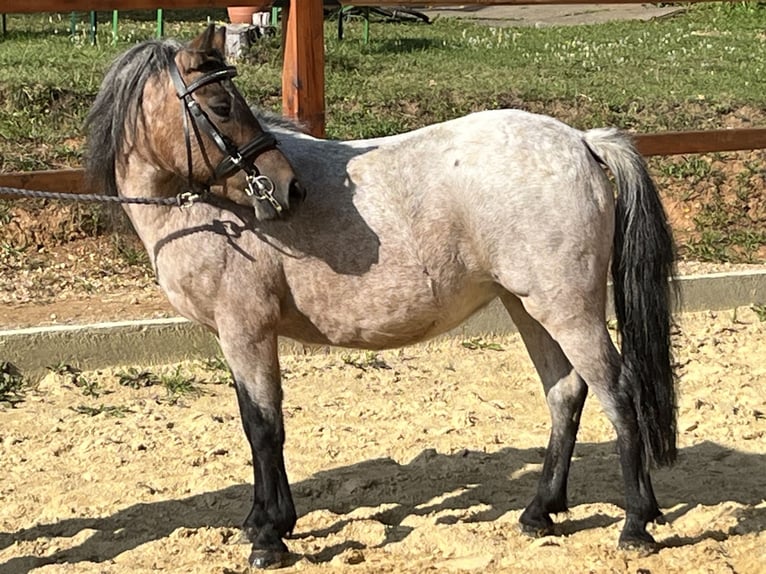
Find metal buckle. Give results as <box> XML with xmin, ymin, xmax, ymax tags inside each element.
<box><xmin>177</xmin><ymin>192</ymin><xmax>201</xmax><ymax>208</ymax></box>
<box><xmin>246</xmin><ymin>174</ymin><xmax>282</xmax><ymax>214</ymax></box>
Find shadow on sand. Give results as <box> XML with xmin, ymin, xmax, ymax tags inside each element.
<box><xmin>1</xmin><ymin>440</ymin><xmax>763</xmax><ymax>572</ymax></box>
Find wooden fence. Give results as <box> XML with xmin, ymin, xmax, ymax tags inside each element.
<box><xmin>1</xmin><ymin>0</ymin><xmax>764</xmax><ymax>197</ymax></box>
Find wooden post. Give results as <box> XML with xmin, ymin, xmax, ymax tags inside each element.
<box><xmin>282</xmin><ymin>0</ymin><xmax>325</xmax><ymax>138</ymax></box>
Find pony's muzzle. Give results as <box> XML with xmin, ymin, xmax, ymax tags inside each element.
<box><xmin>216</xmin><ymin>162</ymin><xmax>304</xmax><ymax>221</ymax></box>
<box><xmin>246</xmin><ymin>175</ymin><xmax>305</xmax><ymax>218</ymax></box>
<box><xmin>246</xmin><ymin>175</ymin><xmax>305</xmax><ymax>221</ymax></box>
<box><xmin>288</xmin><ymin>179</ymin><xmax>306</xmax><ymax>206</ymax></box>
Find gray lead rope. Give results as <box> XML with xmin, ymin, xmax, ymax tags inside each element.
<box><xmin>0</xmin><ymin>185</ymin><xmax>205</xmax><ymax>207</ymax></box>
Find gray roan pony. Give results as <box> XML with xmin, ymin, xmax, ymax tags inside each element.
<box><xmin>85</xmin><ymin>26</ymin><xmax>677</xmax><ymax>569</ymax></box>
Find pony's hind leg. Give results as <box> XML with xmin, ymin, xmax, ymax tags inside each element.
<box><xmin>501</xmin><ymin>293</ymin><xmax>588</xmax><ymax>537</ymax></box>
<box><xmin>529</xmin><ymin>306</ymin><xmax>663</xmax><ymax>548</ymax></box>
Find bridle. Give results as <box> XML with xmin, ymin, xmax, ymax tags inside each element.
<box><xmin>168</xmin><ymin>58</ymin><xmax>285</xmax><ymax>214</ymax></box>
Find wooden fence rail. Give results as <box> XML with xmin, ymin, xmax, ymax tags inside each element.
<box><xmin>1</xmin><ymin>0</ymin><xmax>763</xmax><ymax>198</ymax></box>
<box><xmin>3</xmin><ymin>126</ymin><xmax>764</xmax><ymax>199</ymax></box>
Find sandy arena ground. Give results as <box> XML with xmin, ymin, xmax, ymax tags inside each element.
<box><xmin>1</xmin><ymin>308</ymin><xmax>764</xmax><ymax>573</ymax></box>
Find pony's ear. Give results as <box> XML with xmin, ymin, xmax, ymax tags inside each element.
<box><xmin>213</xmin><ymin>26</ymin><xmax>227</xmax><ymax>55</ymax></box>
<box><xmin>188</xmin><ymin>24</ymin><xmax>217</xmax><ymax>52</ymax></box>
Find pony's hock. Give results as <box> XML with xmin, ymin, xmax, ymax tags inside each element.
<box><xmin>225</xmin><ymin>21</ymin><xmax>272</xmax><ymax>60</ymax></box>
<box><xmin>75</xmin><ymin>26</ymin><xmax>678</xmax><ymax>570</ymax></box>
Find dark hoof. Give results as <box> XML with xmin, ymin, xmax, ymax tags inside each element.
<box><xmin>249</xmin><ymin>549</ymin><xmax>288</xmax><ymax>569</ymax></box>
<box><xmin>519</xmin><ymin>507</ymin><xmax>554</xmax><ymax>538</ymax></box>
<box><xmin>618</xmin><ymin>540</ymin><xmax>658</xmax><ymax>557</ymax></box>
<box><xmin>618</xmin><ymin>531</ymin><xmax>658</xmax><ymax>555</ymax></box>
<box><xmin>619</xmin><ymin>512</ymin><xmax>660</xmax><ymax>554</ymax></box>
<box><xmin>522</xmin><ymin>524</ymin><xmax>553</xmax><ymax>538</ymax></box>
<box><xmin>519</xmin><ymin>522</ymin><xmax>554</xmax><ymax>538</ymax></box>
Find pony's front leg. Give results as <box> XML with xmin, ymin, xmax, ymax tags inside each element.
<box><xmin>219</xmin><ymin>330</ymin><xmax>297</xmax><ymax>569</ymax></box>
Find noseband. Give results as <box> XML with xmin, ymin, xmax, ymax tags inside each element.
<box><xmin>168</xmin><ymin>59</ymin><xmax>284</xmax><ymax>213</ymax></box>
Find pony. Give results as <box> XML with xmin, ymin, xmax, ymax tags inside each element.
<box><xmin>85</xmin><ymin>26</ymin><xmax>677</xmax><ymax>569</ymax></box>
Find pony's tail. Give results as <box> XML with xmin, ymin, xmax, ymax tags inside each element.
<box><xmin>583</xmin><ymin>128</ymin><xmax>678</xmax><ymax>467</ymax></box>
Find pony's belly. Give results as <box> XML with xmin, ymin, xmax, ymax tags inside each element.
<box><xmin>280</xmin><ymin>282</ymin><xmax>499</xmax><ymax>350</ymax></box>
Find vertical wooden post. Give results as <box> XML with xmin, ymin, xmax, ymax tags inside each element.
<box><xmin>281</xmin><ymin>0</ymin><xmax>325</xmax><ymax>138</ymax></box>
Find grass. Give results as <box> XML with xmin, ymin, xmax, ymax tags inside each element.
<box><xmin>48</xmin><ymin>363</ymin><xmax>200</xmax><ymax>403</ymax></box>
<box><xmin>341</xmin><ymin>351</ymin><xmax>391</xmax><ymax>371</ymax></box>
<box><xmin>0</xmin><ymin>361</ymin><xmax>26</xmax><ymax>406</ymax></box>
<box><xmin>117</xmin><ymin>365</ymin><xmax>201</xmax><ymax>401</ymax></box>
<box><xmin>117</xmin><ymin>366</ymin><xmax>161</xmax><ymax>388</ymax></box>
<box><xmin>200</xmin><ymin>356</ymin><xmax>233</xmax><ymax>385</ymax></box>
<box><xmin>70</xmin><ymin>404</ymin><xmax>132</xmax><ymax>417</ymax></box>
<box><xmin>157</xmin><ymin>365</ymin><xmax>201</xmax><ymax>403</ymax></box>
<box><xmin>656</xmin><ymin>157</ymin><xmax>713</xmax><ymax>185</ymax></box>
<box><xmin>0</xmin><ymin>3</ymin><xmax>764</xmax><ymax>262</ymax></box>
<box><xmin>48</xmin><ymin>362</ymin><xmax>108</xmax><ymax>397</ymax></box>
<box><xmin>58</xmin><ymin>364</ymin><xmax>204</xmax><ymax>417</ymax></box>
<box><xmin>2</xmin><ymin>4</ymin><xmax>765</xmax><ymax>151</ymax></box>
<box><xmin>461</xmin><ymin>338</ymin><xmax>505</xmax><ymax>352</ymax></box>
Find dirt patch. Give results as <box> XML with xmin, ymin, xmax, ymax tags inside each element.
<box><xmin>0</xmin><ymin>203</ymin><xmax>172</xmax><ymax>327</ymax></box>
<box><xmin>0</xmin><ymin>309</ymin><xmax>764</xmax><ymax>572</ymax></box>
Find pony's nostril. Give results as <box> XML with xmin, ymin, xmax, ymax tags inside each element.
<box><xmin>288</xmin><ymin>180</ymin><xmax>305</xmax><ymax>205</ymax></box>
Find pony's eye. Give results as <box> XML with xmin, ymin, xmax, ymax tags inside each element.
<box><xmin>208</xmin><ymin>97</ymin><xmax>232</xmax><ymax>118</ymax></box>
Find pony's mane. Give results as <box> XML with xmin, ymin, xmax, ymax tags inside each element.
<box><xmin>255</xmin><ymin>109</ymin><xmax>305</xmax><ymax>133</ymax></box>
<box><xmin>84</xmin><ymin>38</ymin><xmax>182</xmax><ymax>196</ymax></box>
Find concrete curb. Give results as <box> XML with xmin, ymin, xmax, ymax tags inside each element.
<box><xmin>2</xmin><ymin>271</ymin><xmax>764</xmax><ymax>380</ymax></box>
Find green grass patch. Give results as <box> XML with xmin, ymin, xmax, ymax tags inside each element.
<box><xmin>70</xmin><ymin>404</ymin><xmax>133</xmax><ymax>417</ymax></box>
<box><xmin>117</xmin><ymin>366</ymin><xmax>160</xmax><ymax>388</ymax></box>
<box><xmin>1</xmin><ymin>3</ymin><xmax>764</xmax><ymax>151</ymax></box>
<box><xmin>159</xmin><ymin>365</ymin><xmax>201</xmax><ymax>403</ymax></box>
<box><xmin>199</xmin><ymin>356</ymin><xmax>233</xmax><ymax>385</ymax></box>
<box><xmin>116</xmin><ymin>365</ymin><xmax>205</xmax><ymax>401</ymax></box>
<box><xmin>0</xmin><ymin>362</ymin><xmax>26</xmax><ymax>406</ymax></box>
<box><xmin>341</xmin><ymin>351</ymin><xmax>391</xmax><ymax>371</ymax></box>
<box><xmin>48</xmin><ymin>362</ymin><xmax>108</xmax><ymax>397</ymax></box>
<box><xmin>461</xmin><ymin>337</ymin><xmax>505</xmax><ymax>352</ymax></box>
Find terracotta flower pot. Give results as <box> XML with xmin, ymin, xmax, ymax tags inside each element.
<box><xmin>227</xmin><ymin>5</ymin><xmax>271</xmax><ymax>24</ymax></box>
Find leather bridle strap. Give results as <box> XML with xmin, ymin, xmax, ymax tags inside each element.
<box><xmin>167</xmin><ymin>59</ymin><xmax>283</xmax><ymax>213</ymax></box>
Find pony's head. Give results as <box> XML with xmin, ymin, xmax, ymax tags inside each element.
<box><xmin>86</xmin><ymin>25</ymin><xmax>304</xmax><ymax>220</ymax></box>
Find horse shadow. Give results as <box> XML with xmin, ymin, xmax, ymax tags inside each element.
<box><xmin>151</xmin><ymin>139</ymin><xmax>385</xmax><ymax>278</ymax></box>
<box><xmin>1</xmin><ymin>440</ymin><xmax>763</xmax><ymax>573</ymax></box>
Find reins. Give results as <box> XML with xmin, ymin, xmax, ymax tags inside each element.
<box><xmin>0</xmin><ymin>185</ymin><xmax>205</xmax><ymax>207</ymax></box>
